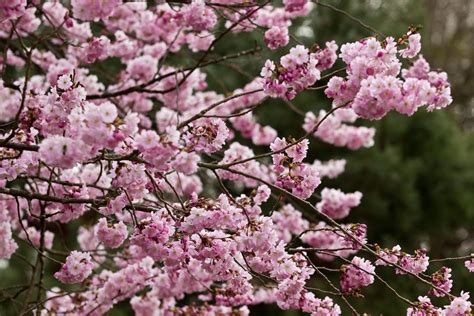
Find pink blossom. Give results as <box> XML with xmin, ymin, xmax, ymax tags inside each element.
<box><xmin>313</xmin><ymin>159</ymin><xmax>346</xmax><ymax>179</ymax></box>
<box><xmin>376</xmin><ymin>246</ymin><xmax>429</xmax><ymax>275</ymax></box>
<box><xmin>184</xmin><ymin>118</ymin><xmax>229</xmax><ymax>154</ymax></box>
<box><xmin>57</xmin><ymin>74</ymin><xmax>72</xmax><ymax>90</ymax></box>
<box><xmin>131</xmin><ymin>212</ymin><xmax>175</xmax><ymax>260</ymax></box>
<box><xmin>270</xmin><ymin>140</ymin><xmax>321</xmax><ymax>199</ymax></box>
<box><xmin>71</xmin><ymin>0</ymin><xmax>121</xmax><ymax>21</ymax></box>
<box><xmin>0</xmin><ymin>0</ymin><xmax>26</xmax><ymax>22</ymax></box>
<box><xmin>317</xmin><ymin>188</ymin><xmax>362</xmax><ymax>219</ymax></box>
<box><xmin>39</xmin><ymin>136</ymin><xmax>90</xmax><ymax>169</ymax></box>
<box><xmin>172</xmin><ymin>152</ymin><xmax>200</xmax><ymax>175</ymax></box>
<box><xmin>400</xmin><ymin>32</ymin><xmax>422</xmax><ymax>58</ymax></box>
<box><xmin>442</xmin><ymin>292</ymin><xmax>472</xmax><ymax>316</ymax></box>
<box><xmin>182</xmin><ymin>0</ymin><xmax>217</xmax><ymax>32</ymax></box>
<box><xmin>254</xmin><ymin>185</ymin><xmax>271</xmax><ymax>205</ymax></box>
<box><xmin>0</xmin><ymin>3</ymin><xmax>463</xmax><ymax>315</ymax></box>
<box><xmin>0</xmin><ymin>211</ymin><xmax>17</xmax><ymax>259</ymax></box>
<box><xmin>127</xmin><ymin>55</ymin><xmax>158</xmax><ymax>82</ymax></box>
<box><xmin>19</xmin><ymin>226</ymin><xmax>54</xmax><ymax>249</ymax></box>
<box><xmin>264</xmin><ymin>26</ymin><xmax>289</xmax><ymax>50</ymax></box>
<box><xmin>407</xmin><ymin>296</ymin><xmax>441</xmax><ymax>315</ymax></box>
<box><xmin>54</xmin><ymin>251</ymin><xmax>94</xmax><ymax>284</ymax></box>
<box><xmin>314</xmin><ymin>41</ymin><xmax>339</xmax><ymax>71</ymax></box>
<box><xmin>465</xmin><ymin>257</ymin><xmax>474</xmax><ymax>272</ymax></box>
<box><xmin>95</xmin><ymin>218</ymin><xmax>128</xmax><ymax>248</ymax></box>
<box><xmin>262</xmin><ymin>45</ymin><xmax>320</xmax><ymax>99</ymax></box>
<box><xmin>82</xmin><ymin>36</ymin><xmax>111</xmax><ymax>63</ymax></box>
<box><xmin>429</xmin><ymin>267</ymin><xmax>453</xmax><ymax>297</ymax></box>
<box><xmin>352</xmin><ymin>75</ymin><xmax>402</xmax><ymax>120</ymax></box>
<box><xmin>283</xmin><ymin>0</ymin><xmax>309</xmax><ymax>13</ymax></box>
<box><xmin>290</xmin><ymin>45</ymin><xmax>309</xmax><ymax>65</ymax></box>
<box><xmin>98</xmin><ymin>102</ymin><xmax>118</xmax><ymax>123</ymax></box>
<box><xmin>340</xmin><ymin>256</ymin><xmax>375</xmax><ymax>293</ymax></box>
<box><xmin>303</xmin><ymin>111</ymin><xmax>375</xmax><ymax>150</ymax></box>
<box><xmin>217</xmin><ymin>143</ymin><xmax>267</xmax><ymax>187</ymax></box>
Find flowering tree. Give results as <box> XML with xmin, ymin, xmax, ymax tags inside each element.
<box><xmin>0</xmin><ymin>0</ymin><xmax>472</xmax><ymax>315</ymax></box>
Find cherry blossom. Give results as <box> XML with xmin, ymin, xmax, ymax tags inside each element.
<box><xmin>0</xmin><ymin>1</ymin><xmax>468</xmax><ymax>314</ymax></box>
<box><xmin>54</xmin><ymin>251</ymin><xmax>94</xmax><ymax>284</ymax></box>
<box><xmin>340</xmin><ymin>256</ymin><xmax>375</xmax><ymax>294</ymax></box>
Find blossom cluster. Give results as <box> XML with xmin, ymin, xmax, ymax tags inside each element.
<box><xmin>303</xmin><ymin>108</ymin><xmax>376</xmax><ymax>150</ymax></box>
<box><xmin>0</xmin><ymin>207</ymin><xmax>17</xmax><ymax>259</ymax></box>
<box><xmin>54</xmin><ymin>251</ymin><xmax>94</xmax><ymax>284</ymax></box>
<box><xmin>375</xmin><ymin>245</ymin><xmax>430</xmax><ymax>275</ymax></box>
<box><xmin>340</xmin><ymin>256</ymin><xmax>375</xmax><ymax>294</ymax></box>
<box><xmin>95</xmin><ymin>218</ymin><xmax>128</xmax><ymax>249</ymax></box>
<box><xmin>270</xmin><ymin>137</ymin><xmax>321</xmax><ymax>199</ymax></box>
<box><xmin>261</xmin><ymin>43</ymin><xmax>338</xmax><ymax>99</ymax></box>
<box><xmin>324</xmin><ymin>32</ymin><xmax>452</xmax><ymax>120</ymax></box>
<box><xmin>316</xmin><ymin>188</ymin><xmax>363</xmax><ymax>219</ymax></box>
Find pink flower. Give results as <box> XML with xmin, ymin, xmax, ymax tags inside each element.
<box><xmin>264</xmin><ymin>26</ymin><xmax>289</xmax><ymax>50</ymax></box>
<box><xmin>313</xmin><ymin>159</ymin><xmax>346</xmax><ymax>179</ymax></box>
<box><xmin>283</xmin><ymin>0</ymin><xmax>308</xmax><ymax>13</ymax></box>
<box><xmin>127</xmin><ymin>55</ymin><xmax>158</xmax><ymax>82</ymax></box>
<box><xmin>407</xmin><ymin>296</ymin><xmax>441</xmax><ymax>315</ymax></box>
<box><xmin>261</xmin><ymin>60</ymin><xmax>275</xmax><ymax>77</ymax></box>
<box><xmin>314</xmin><ymin>41</ymin><xmax>339</xmax><ymax>71</ymax></box>
<box><xmin>317</xmin><ymin>188</ymin><xmax>362</xmax><ymax>219</ymax></box>
<box><xmin>400</xmin><ymin>33</ymin><xmax>421</xmax><ymax>58</ymax></box>
<box><xmin>429</xmin><ymin>267</ymin><xmax>453</xmax><ymax>297</ymax></box>
<box><xmin>0</xmin><ymin>3</ymin><xmax>462</xmax><ymax>315</ymax></box>
<box><xmin>39</xmin><ymin>136</ymin><xmax>90</xmax><ymax>169</ymax></box>
<box><xmin>254</xmin><ymin>185</ymin><xmax>271</xmax><ymax>205</ymax></box>
<box><xmin>217</xmin><ymin>143</ymin><xmax>266</xmax><ymax>188</ymax></box>
<box><xmin>57</xmin><ymin>74</ymin><xmax>72</xmax><ymax>90</ymax></box>
<box><xmin>172</xmin><ymin>152</ymin><xmax>200</xmax><ymax>175</ymax></box>
<box><xmin>303</xmin><ymin>111</ymin><xmax>375</xmax><ymax>150</ymax></box>
<box><xmin>352</xmin><ymin>75</ymin><xmax>402</xmax><ymax>120</ymax></box>
<box><xmin>19</xmin><ymin>226</ymin><xmax>54</xmax><ymax>249</ymax></box>
<box><xmin>442</xmin><ymin>292</ymin><xmax>472</xmax><ymax>316</ymax></box>
<box><xmin>0</xmin><ymin>209</ymin><xmax>17</xmax><ymax>259</ymax></box>
<box><xmin>340</xmin><ymin>256</ymin><xmax>375</xmax><ymax>293</ymax></box>
<box><xmin>182</xmin><ymin>0</ymin><xmax>217</xmax><ymax>32</ymax></box>
<box><xmin>465</xmin><ymin>257</ymin><xmax>474</xmax><ymax>272</ymax></box>
<box><xmin>286</xmin><ymin>139</ymin><xmax>308</xmax><ymax>163</ymax></box>
<box><xmin>262</xmin><ymin>44</ymin><xmax>321</xmax><ymax>99</ymax></box>
<box><xmin>71</xmin><ymin>0</ymin><xmax>121</xmax><ymax>21</ymax></box>
<box><xmin>54</xmin><ymin>251</ymin><xmax>94</xmax><ymax>284</ymax></box>
<box><xmin>95</xmin><ymin>218</ymin><xmax>128</xmax><ymax>248</ymax></box>
<box><xmin>131</xmin><ymin>212</ymin><xmax>175</xmax><ymax>260</ymax></box>
<box><xmin>280</xmin><ymin>54</ymin><xmax>297</xmax><ymax>69</ymax></box>
<box><xmin>82</xmin><ymin>36</ymin><xmax>110</xmax><ymax>63</ymax></box>
<box><xmin>99</xmin><ymin>102</ymin><xmax>118</xmax><ymax>124</ymax></box>
<box><xmin>0</xmin><ymin>0</ymin><xmax>26</xmax><ymax>22</ymax></box>
<box><xmin>270</xmin><ymin>138</ymin><xmax>321</xmax><ymax>199</ymax></box>
<box><xmin>376</xmin><ymin>246</ymin><xmax>429</xmax><ymax>275</ymax></box>
<box><xmin>184</xmin><ymin>118</ymin><xmax>229</xmax><ymax>154</ymax></box>
<box><xmin>289</xmin><ymin>45</ymin><xmax>309</xmax><ymax>65</ymax></box>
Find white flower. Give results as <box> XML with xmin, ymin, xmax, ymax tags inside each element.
<box><xmin>57</xmin><ymin>74</ymin><xmax>72</xmax><ymax>90</ymax></box>
<box><xmin>76</xmin><ymin>86</ymin><xmax>87</xmax><ymax>101</ymax></box>
<box><xmin>99</xmin><ymin>102</ymin><xmax>118</xmax><ymax>123</ymax></box>
<box><xmin>260</xmin><ymin>60</ymin><xmax>275</xmax><ymax>77</ymax></box>
<box><xmin>280</xmin><ymin>55</ymin><xmax>296</xmax><ymax>69</ymax></box>
<box><xmin>289</xmin><ymin>45</ymin><xmax>309</xmax><ymax>65</ymax></box>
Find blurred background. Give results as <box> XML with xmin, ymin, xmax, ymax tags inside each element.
<box><xmin>1</xmin><ymin>0</ymin><xmax>473</xmax><ymax>315</ymax></box>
